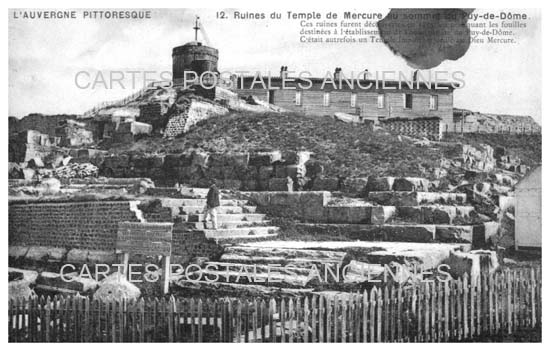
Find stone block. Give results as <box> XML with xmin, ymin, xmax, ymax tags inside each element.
<box><xmin>274</xmin><ymin>164</ymin><xmax>287</xmax><ymax>178</ymax></box>
<box><xmin>241</xmin><ymin>180</ymin><xmax>258</xmax><ymax>191</ymax></box>
<box><xmin>248</xmin><ymin>151</ymin><xmax>282</xmax><ymax>166</ymax></box>
<box><xmin>36</xmin><ymin>272</ymin><xmax>98</xmax><ymax>294</ymax></box>
<box><xmin>164</xmin><ymin>153</ymin><xmax>193</xmax><ymax>168</ymax></box>
<box><xmin>25</xmin><ymin>246</ymin><xmax>50</xmax><ymax>261</ymax></box>
<box><xmin>366</xmin><ymin>177</ymin><xmax>394</xmax><ymax>191</ymax></box>
<box><xmin>347</xmin><ymin>206</ymin><xmax>372</xmax><ymax>224</ymax></box>
<box><xmin>268</xmin><ymin>178</ymin><xmax>291</xmax><ymax>191</ymax></box>
<box><xmin>87</xmin><ymin>250</ymin><xmax>116</xmax><ymax>264</ymax></box>
<box><xmin>257</xmin><ymin>166</ymin><xmax>274</xmax><ymax>180</ymax></box>
<box><xmin>396</xmin><ymin>206</ymin><xmax>423</xmax><ymax>223</ymax></box>
<box><xmin>378</xmin><ymin>225</ymin><xmax>435</xmax><ymax>242</ymax></box>
<box><xmin>435</xmin><ymin>225</ymin><xmax>474</xmax><ymax>243</ymax></box>
<box><xmin>312</xmin><ymin>177</ymin><xmax>339</xmax><ymax>191</ymax></box>
<box><xmin>371</xmin><ymin>206</ymin><xmax>397</xmax><ymax>225</ymax></box>
<box><xmin>392</xmin><ymin>177</ymin><xmax>430</xmax><ymax>192</ymax></box>
<box><xmin>325</xmin><ymin>206</ymin><xmax>350</xmax><ymax>224</ymax></box>
<box><xmin>305</xmin><ymin>162</ymin><xmax>324</xmax><ymax>178</ymax></box>
<box><xmin>341</xmin><ymin>177</ymin><xmax>369</xmax><ymax>195</ymax></box>
<box><xmin>47</xmin><ymin>247</ymin><xmax>67</xmax><ymax>261</ymax></box>
<box><xmin>285</xmin><ymin>164</ymin><xmax>306</xmax><ymax>179</ymax></box>
<box><xmin>421</xmin><ymin>206</ymin><xmax>455</xmax><ymax>224</ymax></box>
<box><xmin>282</xmin><ymin>151</ymin><xmax>310</xmax><ymax>165</ymax></box>
<box><xmin>222</xmin><ymin>179</ymin><xmax>242</xmax><ymax>190</ymax></box>
<box><xmin>9</xmin><ymin>246</ymin><xmax>29</xmax><ymax>259</ymax></box>
<box><xmin>22</xmin><ymin>168</ymin><xmax>36</xmax><ymax>180</ymax></box>
<box><xmin>66</xmin><ymin>249</ymin><xmax>89</xmax><ymax>263</ymax></box>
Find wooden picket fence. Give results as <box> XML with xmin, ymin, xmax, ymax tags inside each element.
<box><xmin>8</xmin><ymin>268</ymin><xmax>541</xmax><ymax>342</ymax></box>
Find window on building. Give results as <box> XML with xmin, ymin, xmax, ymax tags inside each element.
<box><xmin>430</xmin><ymin>95</ymin><xmax>438</xmax><ymax>110</ymax></box>
<box><xmin>323</xmin><ymin>92</ymin><xmax>330</xmax><ymax>107</ymax></box>
<box><xmin>295</xmin><ymin>91</ymin><xmax>302</xmax><ymax>106</ymax></box>
<box><xmin>404</xmin><ymin>93</ymin><xmax>413</xmax><ymax>109</ymax></box>
<box><xmin>350</xmin><ymin>93</ymin><xmax>357</xmax><ymax>108</ymax></box>
<box><xmin>377</xmin><ymin>93</ymin><xmax>385</xmax><ymax>109</ymax></box>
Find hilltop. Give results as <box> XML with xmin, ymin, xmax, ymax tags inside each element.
<box><xmin>105</xmin><ymin>110</ymin><xmax>541</xmax><ymax>180</ymax></box>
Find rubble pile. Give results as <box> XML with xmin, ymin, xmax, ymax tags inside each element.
<box><xmin>54</xmin><ymin>162</ymin><xmax>99</xmax><ymax>179</ymax></box>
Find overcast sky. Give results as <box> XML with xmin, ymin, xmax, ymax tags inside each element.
<box><xmin>8</xmin><ymin>8</ymin><xmax>541</xmax><ymax>122</ymax></box>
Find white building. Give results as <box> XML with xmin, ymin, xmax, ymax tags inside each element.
<box><xmin>515</xmin><ymin>166</ymin><xmax>541</xmax><ymax>250</ymax></box>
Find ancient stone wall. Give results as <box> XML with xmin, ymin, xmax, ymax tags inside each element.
<box><xmin>380</xmin><ymin>117</ymin><xmax>443</xmax><ymax>140</ymax></box>
<box><xmin>9</xmin><ymin>114</ymin><xmax>74</xmax><ymax>136</ymax></box>
<box><xmin>244</xmin><ymin>191</ymin><xmax>330</xmax><ymax>222</ymax></box>
<box><xmin>163</xmin><ymin>101</ymin><xmax>228</xmax><ymax>138</ymax></box>
<box><xmin>172</xmin><ymin>224</ymin><xmax>223</xmax><ymax>263</ymax></box>
<box><xmin>99</xmin><ymin>150</ymin><xmax>311</xmax><ymax>189</ymax></box>
<box><xmin>8</xmin><ymin>201</ymin><xmax>142</xmax><ymax>251</ymax></box>
<box><xmin>9</xmin><ymin>200</ymin><xmax>222</xmax><ymax>263</ymax></box>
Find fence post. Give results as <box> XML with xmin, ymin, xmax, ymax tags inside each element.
<box><xmin>489</xmin><ymin>274</ymin><xmax>496</xmax><ymax>335</ymax></box>
<box><xmin>469</xmin><ymin>273</ymin><xmax>476</xmax><ymax>338</ymax></box>
<box><xmin>311</xmin><ymin>295</ymin><xmax>318</xmax><ymax>343</ymax></box>
<box><xmin>437</xmin><ymin>281</ymin><xmax>443</xmax><ymax>341</ymax></box>
<box><xmin>167</xmin><ymin>297</ymin><xmax>174</xmax><ymax>342</ymax></box>
<box><xmin>27</xmin><ymin>297</ymin><xmax>34</xmax><ymax>342</ymax></box>
<box><xmin>456</xmin><ymin>278</ymin><xmax>463</xmax><ymax>340</ymax></box>
<box><xmin>444</xmin><ymin>280</ymin><xmax>450</xmax><ymax>341</ymax></box>
<box><xmin>412</xmin><ymin>284</ymin><xmax>420</xmax><ymax>342</ymax></box>
<box><xmin>304</xmin><ymin>296</ymin><xmax>309</xmax><ymax>343</ymax></box>
<box><xmin>530</xmin><ymin>268</ymin><xmax>537</xmax><ymax>328</ymax></box>
<box><xmin>333</xmin><ymin>295</ymin><xmax>339</xmax><ymax>343</ymax></box>
<box><xmin>362</xmin><ymin>291</ymin><xmax>368</xmax><ymax>343</ymax></box>
<box><xmin>376</xmin><ymin>288</ymin><xmax>383</xmax><ymax>342</ymax></box>
<box><xmin>8</xmin><ymin>299</ymin><xmax>14</xmax><ymax>341</ymax></box>
<box><xmin>369</xmin><ymin>288</ymin><xmax>376</xmax><ymax>342</ymax></box>
<box><xmin>514</xmin><ymin>270</ymin><xmax>520</xmax><ymax>330</ymax></box>
<box><xmin>252</xmin><ymin>298</ymin><xmax>258</xmax><ymax>342</ymax></box>
<box><xmin>269</xmin><ymin>299</ymin><xmax>276</xmax><ymax>342</ymax></box>
<box><xmin>260</xmin><ymin>299</ymin><xmax>266</xmax><ymax>342</ymax></box>
<box><xmin>198</xmin><ymin>298</ymin><xmax>204</xmax><ymax>342</ymax></box>
<box><xmin>280</xmin><ymin>298</ymin><xmax>286</xmax><ymax>343</ymax></box>
<box><xmin>318</xmin><ymin>295</ymin><xmax>324</xmax><ymax>343</ymax></box>
<box><xmin>536</xmin><ymin>267</ymin><xmax>542</xmax><ymax>327</ymax></box>
<box><xmin>44</xmin><ymin>296</ymin><xmax>51</xmax><ymax>342</ymax></box>
<box><xmin>506</xmin><ymin>270</ymin><xmax>512</xmax><ymax>334</ymax></box>
<box><xmin>354</xmin><ymin>293</ymin><xmax>361</xmax><ymax>342</ymax></box>
<box><xmin>325</xmin><ymin>296</ymin><xmax>331</xmax><ymax>343</ymax></box>
<box><xmin>383</xmin><ymin>286</ymin><xmax>390</xmax><ymax>341</ymax></box>
<box><xmin>495</xmin><ymin>272</ymin><xmax>501</xmax><ymax>333</ymax></box>
<box><xmin>138</xmin><ymin>298</ymin><xmax>145</xmax><ymax>342</ymax></box>
<box><xmin>476</xmin><ymin>275</ymin><xmax>481</xmax><ymax>336</ymax></box>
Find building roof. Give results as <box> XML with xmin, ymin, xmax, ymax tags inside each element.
<box><xmin>236</xmin><ymin>75</ymin><xmax>457</xmax><ymax>91</ymax></box>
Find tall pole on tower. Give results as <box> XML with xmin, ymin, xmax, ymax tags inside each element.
<box><xmin>193</xmin><ymin>16</ymin><xmax>200</xmax><ymax>42</ymax></box>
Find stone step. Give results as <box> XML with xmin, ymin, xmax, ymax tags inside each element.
<box><xmin>186</xmin><ymin>213</ymin><xmax>267</xmax><ymax>222</ymax></box>
<box><xmin>239</xmin><ymin>241</ymin><xmax>470</xmax><ymax>270</ymax></box>
<box><xmin>325</xmin><ymin>204</ymin><xmax>479</xmax><ymax>225</ymax></box>
<box><xmin>366</xmin><ymin>177</ymin><xmax>432</xmax><ymax>192</ymax></box>
<box><xmin>184</xmin><ymin>220</ymin><xmax>272</xmax><ymax>230</ymax></box>
<box><xmin>293</xmin><ymin>223</ymin><xmax>479</xmax><ymax>243</ymax></box>
<box><xmin>203</xmin><ymin>226</ymin><xmax>280</xmax><ymax>239</ymax></box>
<box><xmin>367</xmin><ymin>191</ymin><xmax>467</xmax><ymax>206</ymax></box>
<box><xmin>371</xmin><ymin>205</ymin><xmax>477</xmax><ymax>225</ymax></box>
<box><xmin>220</xmin><ymin>246</ymin><xmax>348</xmax><ymax>268</ymax></box>
<box><xmin>178</xmin><ymin>199</ymin><xmax>249</xmax><ymax>207</ymax></box>
<box><xmin>148</xmin><ymin>187</ymin><xmax>240</xmax><ymax>199</ymax></box>
<box><xmin>179</xmin><ymin>205</ymin><xmax>257</xmax><ymax>215</ymax></box>
<box><xmin>179</xmin><ymin>187</ymin><xmax>210</xmax><ymax>198</ymax></box>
